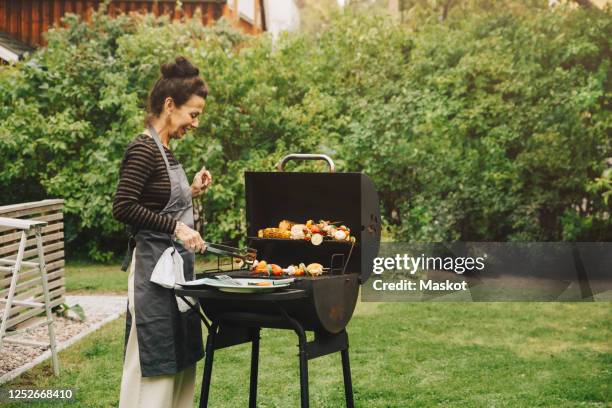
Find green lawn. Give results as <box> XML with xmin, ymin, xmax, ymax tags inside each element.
<box><xmin>64</xmin><ymin>262</ymin><xmax>127</xmax><ymax>294</ymax></box>
<box><xmin>3</xmin><ymin>294</ymin><xmax>611</xmax><ymax>407</ymax></box>
<box><xmin>64</xmin><ymin>258</ymin><xmax>218</xmax><ymax>294</ymax></box>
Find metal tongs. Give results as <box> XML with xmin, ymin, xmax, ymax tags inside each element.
<box><xmin>215</xmin><ymin>274</ymin><xmax>246</xmax><ymax>286</ymax></box>
<box><xmin>203</xmin><ymin>242</ymin><xmax>257</xmax><ymax>266</ymax></box>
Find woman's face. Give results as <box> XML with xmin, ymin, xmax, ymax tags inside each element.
<box><xmin>166</xmin><ymin>94</ymin><xmax>206</xmax><ymax>140</ymax></box>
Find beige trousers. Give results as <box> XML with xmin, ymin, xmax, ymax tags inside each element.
<box><xmin>119</xmin><ymin>250</ymin><xmax>196</xmax><ymax>408</ymax></box>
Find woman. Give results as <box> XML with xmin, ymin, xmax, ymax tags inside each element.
<box><xmin>112</xmin><ymin>56</ymin><xmax>212</xmax><ymax>408</ymax></box>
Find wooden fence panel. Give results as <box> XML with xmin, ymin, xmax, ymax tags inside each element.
<box><xmin>0</xmin><ymin>199</ymin><xmax>65</xmax><ymax>330</ymax></box>
<box><xmin>0</xmin><ymin>0</ymin><xmax>256</xmax><ymax>48</ymax></box>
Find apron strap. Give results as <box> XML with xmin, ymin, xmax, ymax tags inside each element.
<box><xmin>148</xmin><ymin>125</ymin><xmax>172</xmax><ymax>172</ymax></box>
<box><xmin>120</xmin><ymin>235</ymin><xmax>136</xmax><ymax>272</ymax></box>
<box><xmin>147</xmin><ymin>126</ymin><xmax>194</xmax><ymax>225</ymax></box>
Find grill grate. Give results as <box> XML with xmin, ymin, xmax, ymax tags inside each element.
<box><xmin>199</xmin><ymin>239</ymin><xmax>355</xmax><ymax>278</ymax></box>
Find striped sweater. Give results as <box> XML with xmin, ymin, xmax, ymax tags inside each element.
<box><xmin>112</xmin><ymin>134</ymin><xmax>181</xmax><ymax>234</ymax></box>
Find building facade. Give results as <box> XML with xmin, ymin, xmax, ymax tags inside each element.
<box><xmin>0</xmin><ymin>0</ymin><xmax>265</xmax><ymax>61</ymax></box>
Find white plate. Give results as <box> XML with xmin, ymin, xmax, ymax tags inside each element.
<box><xmin>179</xmin><ymin>277</ymin><xmax>292</xmax><ymax>293</ymax></box>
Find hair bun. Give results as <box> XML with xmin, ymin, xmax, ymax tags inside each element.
<box><xmin>161</xmin><ymin>56</ymin><xmax>199</xmax><ymax>79</ymax></box>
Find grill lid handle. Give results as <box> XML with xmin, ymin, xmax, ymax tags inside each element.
<box><xmin>277</xmin><ymin>154</ymin><xmax>336</xmax><ymax>172</ymax></box>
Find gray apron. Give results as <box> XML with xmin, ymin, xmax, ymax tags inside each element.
<box><xmin>123</xmin><ymin>126</ymin><xmax>204</xmax><ymax>377</ymax></box>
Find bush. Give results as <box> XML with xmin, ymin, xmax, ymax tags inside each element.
<box><xmin>333</xmin><ymin>6</ymin><xmax>612</xmax><ymax>241</ymax></box>
<box><xmin>0</xmin><ymin>5</ymin><xmax>609</xmax><ymax>260</ymax></box>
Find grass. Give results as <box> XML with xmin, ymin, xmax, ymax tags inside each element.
<box><xmin>64</xmin><ymin>262</ymin><xmax>127</xmax><ymax>294</ymax></box>
<box><xmin>64</xmin><ymin>257</ymin><xmax>218</xmax><ymax>294</ymax></box>
<box><xmin>3</xmin><ymin>296</ymin><xmax>611</xmax><ymax>407</ymax></box>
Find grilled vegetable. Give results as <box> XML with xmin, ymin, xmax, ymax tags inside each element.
<box><xmin>311</xmin><ymin>233</ymin><xmax>323</xmax><ymax>246</ymax></box>
<box><xmin>252</xmin><ymin>260</ymin><xmax>268</xmax><ymax>274</ymax></box>
<box><xmin>261</xmin><ymin>228</ymin><xmax>291</xmax><ymax>239</ymax></box>
<box><xmin>258</xmin><ymin>219</ymin><xmax>355</xmax><ymax>243</ymax></box>
<box><xmin>270</xmin><ymin>264</ymin><xmax>283</xmax><ymax>276</ymax></box>
<box><xmin>294</xmin><ymin>263</ymin><xmax>307</xmax><ymax>277</ymax></box>
<box><xmin>334</xmin><ymin>230</ymin><xmax>347</xmax><ymax>240</ymax></box>
<box><xmin>290</xmin><ymin>224</ymin><xmax>307</xmax><ymax>240</ymax></box>
<box><xmin>278</xmin><ymin>220</ymin><xmax>294</xmax><ymax>231</ymax></box>
<box><xmin>306</xmin><ymin>263</ymin><xmax>324</xmax><ymax>276</ymax></box>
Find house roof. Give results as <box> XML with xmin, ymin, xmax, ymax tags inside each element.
<box><xmin>0</xmin><ymin>31</ymin><xmax>35</xmax><ymax>62</ymax></box>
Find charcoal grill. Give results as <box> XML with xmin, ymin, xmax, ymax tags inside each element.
<box><xmin>175</xmin><ymin>154</ymin><xmax>381</xmax><ymax>408</ymax></box>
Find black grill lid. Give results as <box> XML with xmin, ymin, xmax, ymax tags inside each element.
<box><xmin>245</xmin><ymin>154</ymin><xmax>381</xmax><ymax>283</ymax></box>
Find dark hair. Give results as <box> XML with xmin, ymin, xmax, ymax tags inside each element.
<box><xmin>146</xmin><ymin>56</ymin><xmax>208</xmax><ymax>124</ymax></box>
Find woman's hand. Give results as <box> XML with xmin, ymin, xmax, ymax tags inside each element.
<box><xmin>174</xmin><ymin>221</ymin><xmax>206</xmax><ymax>253</ymax></box>
<box><xmin>191</xmin><ymin>166</ymin><xmax>212</xmax><ymax>198</ymax></box>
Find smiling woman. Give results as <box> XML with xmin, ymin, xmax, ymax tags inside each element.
<box><xmin>146</xmin><ymin>57</ymin><xmax>208</xmax><ymax>140</ymax></box>
<box><xmin>111</xmin><ymin>56</ymin><xmax>213</xmax><ymax>408</ymax></box>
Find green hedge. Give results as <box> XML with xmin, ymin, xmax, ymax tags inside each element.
<box><xmin>0</xmin><ymin>5</ymin><xmax>610</xmax><ymax>260</ymax></box>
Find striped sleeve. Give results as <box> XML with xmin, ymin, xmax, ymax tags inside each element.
<box><xmin>112</xmin><ymin>141</ymin><xmax>177</xmax><ymax>234</ymax></box>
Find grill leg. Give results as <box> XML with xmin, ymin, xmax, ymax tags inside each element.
<box><xmin>298</xmin><ymin>335</ymin><xmax>309</xmax><ymax>408</ymax></box>
<box><xmin>341</xmin><ymin>347</ymin><xmax>355</xmax><ymax>408</ymax></box>
<box><xmin>200</xmin><ymin>325</ymin><xmax>217</xmax><ymax>408</ymax></box>
<box><xmin>277</xmin><ymin>304</ymin><xmax>310</xmax><ymax>408</ymax></box>
<box><xmin>249</xmin><ymin>328</ymin><xmax>260</xmax><ymax>408</ymax></box>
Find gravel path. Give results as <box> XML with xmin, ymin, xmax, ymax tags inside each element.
<box><xmin>63</xmin><ymin>295</ymin><xmax>126</xmax><ymax>320</ymax></box>
<box><xmin>0</xmin><ymin>295</ymin><xmax>126</xmax><ymax>383</ymax></box>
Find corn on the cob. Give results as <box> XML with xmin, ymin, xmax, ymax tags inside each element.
<box><xmin>258</xmin><ymin>228</ymin><xmax>291</xmax><ymax>239</ymax></box>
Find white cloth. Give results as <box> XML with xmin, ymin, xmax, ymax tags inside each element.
<box><xmin>150</xmin><ymin>247</ymin><xmax>184</xmax><ymax>289</ymax></box>
<box><xmin>150</xmin><ymin>246</ymin><xmax>194</xmax><ymax>312</ymax></box>
<box><xmin>119</xmin><ymin>250</ymin><xmax>196</xmax><ymax>408</ymax></box>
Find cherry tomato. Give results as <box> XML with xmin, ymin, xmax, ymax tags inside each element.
<box><xmin>271</xmin><ymin>264</ymin><xmax>283</xmax><ymax>276</ymax></box>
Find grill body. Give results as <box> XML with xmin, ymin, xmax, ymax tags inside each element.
<box><xmin>198</xmin><ymin>273</ymin><xmax>360</xmax><ymax>333</ymax></box>
<box><xmin>175</xmin><ymin>155</ymin><xmax>381</xmax><ymax>408</ymax></box>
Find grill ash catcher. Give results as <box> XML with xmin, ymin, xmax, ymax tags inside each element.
<box><xmin>175</xmin><ymin>154</ymin><xmax>381</xmax><ymax>408</ymax></box>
